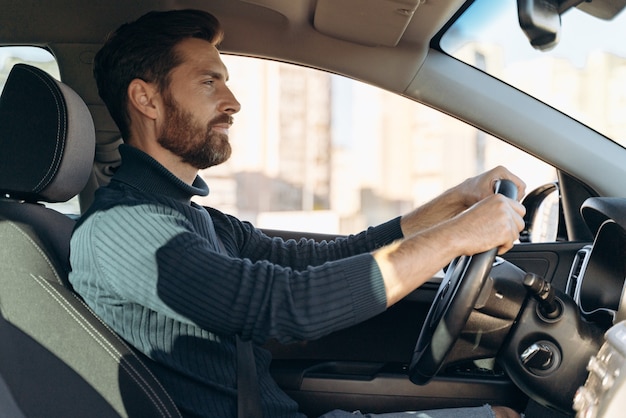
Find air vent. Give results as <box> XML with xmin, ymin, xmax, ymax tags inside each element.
<box><xmin>566</xmin><ymin>245</ymin><xmax>592</xmax><ymax>301</ymax></box>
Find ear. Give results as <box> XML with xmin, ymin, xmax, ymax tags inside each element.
<box><xmin>127</xmin><ymin>79</ymin><xmax>159</xmax><ymax>120</ymax></box>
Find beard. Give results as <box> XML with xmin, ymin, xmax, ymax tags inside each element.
<box><xmin>157</xmin><ymin>93</ymin><xmax>232</xmax><ymax>170</ymax></box>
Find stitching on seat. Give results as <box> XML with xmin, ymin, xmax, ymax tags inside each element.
<box><xmin>66</xmin><ymin>291</ymin><xmax>180</xmax><ymax>416</ymax></box>
<box><xmin>30</xmin><ymin>274</ymin><xmax>177</xmax><ymax>418</ymax></box>
<box><xmin>67</xmin><ymin>292</ymin><xmax>180</xmax><ymax>417</ymax></box>
<box><xmin>1</xmin><ymin>220</ymin><xmax>178</xmax><ymax>416</ymax></box>
<box><xmin>20</xmin><ymin>66</ymin><xmax>67</xmax><ymax>192</ymax></box>
<box><xmin>5</xmin><ymin>220</ymin><xmax>62</xmax><ymax>284</ymax></box>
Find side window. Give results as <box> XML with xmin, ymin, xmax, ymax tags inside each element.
<box><xmin>0</xmin><ymin>47</ymin><xmax>79</xmax><ymax>214</ymax></box>
<box><xmin>194</xmin><ymin>56</ymin><xmax>558</xmax><ymax>241</ymax></box>
<box><xmin>0</xmin><ymin>47</ymin><xmax>59</xmax><ymax>89</ymax></box>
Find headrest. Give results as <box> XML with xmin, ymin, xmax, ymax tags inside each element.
<box><xmin>0</xmin><ymin>64</ymin><xmax>95</xmax><ymax>203</ymax></box>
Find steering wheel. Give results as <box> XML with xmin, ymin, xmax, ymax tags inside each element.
<box><xmin>408</xmin><ymin>179</ymin><xmax>518</xmax><ymax>385</ymax></box>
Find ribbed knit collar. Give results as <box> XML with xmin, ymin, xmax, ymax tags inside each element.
<box><xmin>112</xmin><ymin>144</ymin><xmax>210</xmax><ymax>203</ymax></box>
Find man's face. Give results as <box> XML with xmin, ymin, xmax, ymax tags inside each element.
<box><xmin>157</xmin><ymin>38</ymin><xmax>241</xmax><ymax>170</ymax></box>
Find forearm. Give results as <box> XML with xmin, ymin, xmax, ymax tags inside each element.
<box><xmin>374</xmin><ymin>220</ymin><xmax>461</xmax><ymax>307</ymax></box>
<box><xmin>377</xmin><ymin>192</ymin><xmax>526</xmax><ymax>308</ymax></box>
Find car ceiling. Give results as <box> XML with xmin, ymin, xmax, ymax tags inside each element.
<box><xmin>0</xmin><ymin>0</ymin><xmax>464</xmax><ymax>94</ymax></box>
<box><xmin>0</xmin><ymin>0</ymin><xmax>462</xmax><ymax>45</ymax></box>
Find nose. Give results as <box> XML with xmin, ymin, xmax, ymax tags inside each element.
<box><xmin>220</xmin><ymin>85</ymin><xmax>241</xmax><ymax>115</ymax></box>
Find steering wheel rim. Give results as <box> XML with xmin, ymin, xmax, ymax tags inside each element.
<box><xmin>408</xmin><ymin>180</ymin><xmax>517</xmax><ymax>385</ymax></box>
<box><xmin>408</xmin><ymin>249</ymin><xmax>497</xmax><ymax>384</ymax></box>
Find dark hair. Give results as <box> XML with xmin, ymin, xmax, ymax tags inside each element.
<box><xmin>93</xmin><ymin>9</ymin><xmax>224</xmax><ymax>140</ymax></box>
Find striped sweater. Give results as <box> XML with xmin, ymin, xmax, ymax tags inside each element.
<box><xmin>69</xmin><ymin>145</ymin><xmax>402</xmax><ymax>417</ymax></box>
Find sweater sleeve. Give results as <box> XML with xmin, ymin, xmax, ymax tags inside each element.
<box><xmin>210</xmin><ymin>208</ymin><xmax>404</xmax><ymax>270</ymax></box>
<box><xmin>73</xmin><ymin>203</ymin><xmax>390</xmax><ymax>345</ymax></box>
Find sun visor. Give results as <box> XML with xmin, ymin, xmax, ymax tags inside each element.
<box><xmin>577</xmin><ymin>0</ymin><xmax>626</xmax><ymax>20</ymax></box>
<box><xmin>314</xmin><ymin>0</ymin><xmax>421</xmax><ymax>47</ymax></box>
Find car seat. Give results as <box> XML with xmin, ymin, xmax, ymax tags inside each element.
<box><xmin>0</xmin><ymin>63</ymin><xmax>182</xmax><ymax>417</ymax></box>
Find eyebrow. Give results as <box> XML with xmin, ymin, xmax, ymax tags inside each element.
<box><xmin>200</xmin><ymin>69</ymin><xmax>229</xmax><ymax>82</ymax></box>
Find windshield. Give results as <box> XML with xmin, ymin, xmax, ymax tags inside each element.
<box><xmin>441</xmin><ymin>0</ymin><xmax>626</xmax><ymax>148</ymax></box>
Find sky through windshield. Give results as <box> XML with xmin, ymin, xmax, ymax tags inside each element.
<box><xmin>442</xmin><ymin>0</ymin><xmax>626</xmax><ymax>146</ymax></box>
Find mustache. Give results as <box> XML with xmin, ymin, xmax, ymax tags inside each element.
<box><xmin>209</xmin><ymin>114</ymin><xmax>234</xmax><ymax>126</ymax></box>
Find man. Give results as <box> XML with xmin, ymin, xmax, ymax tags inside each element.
<box><xmin>70</xmin><ymin>9</ymin><xmax>525</xmax><ymax>418</ymax></box>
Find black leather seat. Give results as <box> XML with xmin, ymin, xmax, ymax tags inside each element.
<box><xmin>0</xmin><ymin>64</ymin><xmax>182</xmax><ymax>417</ymax></box>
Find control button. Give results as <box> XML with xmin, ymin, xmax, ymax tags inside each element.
<box><xmin>587</xmin><ymin>356</ymin><xmax>607</xmax><ymax>379</ymax></box>
<box><xmin>573</xmin><ymin>386</ymin><xmax>597</xmax><ymax>417</ymax></box>
<box><xmin>587</xmin><ymin>355</ymin><xmax>617</xmax><ymax>392</ymax></box>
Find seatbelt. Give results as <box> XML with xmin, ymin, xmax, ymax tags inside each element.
<box><xmin>236</xmin><ymin>335</ymin><xmax>263</xmax><ymax>418</ymax></box>
<box><xmin>206</xmin><ymin>213</ymin><xmax>263</xmax><ymax>417</ymax></box>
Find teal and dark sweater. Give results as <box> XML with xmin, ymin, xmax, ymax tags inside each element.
<box><xmin>69</xmin><ymin>145</ymin><xmax>403</xmax><ymax>417</ymax></box>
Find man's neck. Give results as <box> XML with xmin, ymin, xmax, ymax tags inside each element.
<box><xmin>127</xmin><ymin>140</ymin><xmax>198</xmax><ymax>186</ymax></box>
<box><xmin>114</xmin><ymin>144</ymin><xmax>210</xmax><ymax>201</ymax></box>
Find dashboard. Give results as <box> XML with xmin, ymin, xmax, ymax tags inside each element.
<box><xmin>566</xmin><ymin>198</ymin><xmax>626</xmax><ymax>417</ymax></box>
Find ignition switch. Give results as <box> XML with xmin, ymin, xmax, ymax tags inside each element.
<box><xmin>520</xmin><ymin>341</ymin><xmax>560</xmax><ymax>374</ymax></box>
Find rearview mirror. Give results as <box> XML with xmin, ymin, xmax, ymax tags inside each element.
<box><xmin>518</xmin><ymin>0</ymin><xmax>626</xmax><ymax>51</ymax></box>
<box><xmin>517</xmin><ymin>0</ymin><xmax>561</xmax><ymax>51</ymax></box>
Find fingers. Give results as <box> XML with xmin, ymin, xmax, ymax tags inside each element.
<box><xmin>487</xmin><ymin>166</ymin><xmax>527</xmax><ymax>201</ymax></box>
<box><xmin>457</xmin><ymin>166</ymin><xmax>526</xmax><ymax>208</ymax></box>
<box><xmin>491</xmin><ymin>194</ymin><xmax>525</xmax><ymax>254</ymax></box>
<box><xmin>456</xmin><ymin>194</ymin><xmax>525</xmax><ymax>256</ymax></box>
<box><xmin>496</xmin><ymin>222</ymin><xmax>520</xmax><ymax>255</ymax></box>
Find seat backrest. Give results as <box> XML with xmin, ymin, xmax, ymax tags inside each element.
<box><xmin>0</xmin><ymin>64</ymin><xmax>182</xmax><ymax>418</ymax></box>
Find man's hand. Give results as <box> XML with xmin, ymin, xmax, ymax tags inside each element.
<box><xmin>448</xmin><ymin>192</ymin><xmax>526</xmax><ymax>256</ymax></box>
<box><xmin>400</xmin><ymin>166</ymin><xmax>526</xmax><ymax>237</ymax></box>
<box><xmin>454</xmin><ymin>165</ymin><xmax>526</xmax><ymax>208</ymax></box>
<box><xmin>379</xmin><ymin>167</ymin><xmax>526</xmax><ymax>307</ymax></box>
